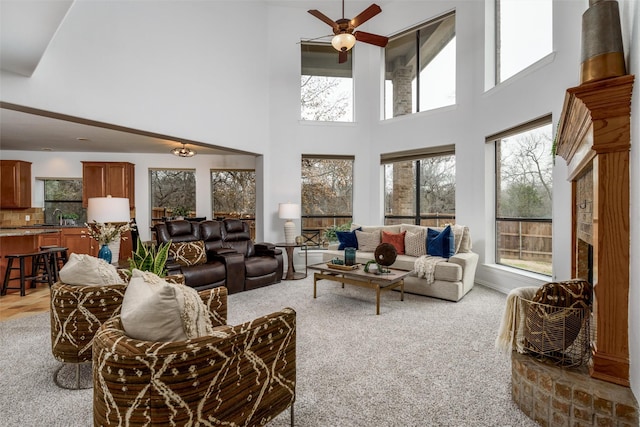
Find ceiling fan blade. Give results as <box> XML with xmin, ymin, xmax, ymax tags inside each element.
<box><xmin>308</xmin><ymin>9</ymin><xmax>339</xmax><ymax>32</ymax></box>
<box><xmin>338</xmin><ymin>50</ymin><xmax>348</xmax><ymax>64</ymax></box>
<box><xmin>350</xmin><ymin>4</ymin><xmax>382</xmax><ymax>28</ymax></box>
<box><xmin>354</xmin><ymin>31</ymin><xmax>389</xmax><ymax>47</ymax></box>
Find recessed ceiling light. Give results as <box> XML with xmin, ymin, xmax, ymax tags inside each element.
<box><xmin>76</xmin><ymin>137</ymin><xmax>90</xmax><ymax>141</ymax></box>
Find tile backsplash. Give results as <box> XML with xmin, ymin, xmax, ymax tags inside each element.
<box><xmin>0</xmin><ymin>208</ymin><xmax>45</xmax><ymax>227</ymax></box>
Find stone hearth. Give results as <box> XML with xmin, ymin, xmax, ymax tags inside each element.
<box><xmin>511</xmin><ymin>352</ymin><xmax>638</xmax><ymax>426</ymax></box>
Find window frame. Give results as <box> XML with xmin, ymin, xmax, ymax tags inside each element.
<box><xmin>300</xmin><ymin>42</ymin><xmax>354</xmax><ymax>123</ymax></box>
<box><xmin>382</xmin><ymin>146</ymin><xmax>456</xmax><ymax>226</ymax></box>
<box><xmin>384</xmin><ymin>10</ymin><xmax>456</xmax><ymax>119</ymax></box>
<box><xmin>490</xmin><ymin>115</ymin><xmax>553</xmax><ymax>276</ymax></box>
<box><xmin>495</xmin><ymin>0</ymin><xmax>553</xmax><ymax>84</ymax></box>
<box><xmin>42</xmin><ymin>178</ymin><xmax>84</xmax><ymax>224</ymax></box>
<box><xmin>149</xmin><ymin>168</ymin><xmax>197</xmax><ymax>225</ymax></box>
<box><xmin>301</xmin><ymin>155</ymin><xmax>354</xmax><ymax>247</ymax></box>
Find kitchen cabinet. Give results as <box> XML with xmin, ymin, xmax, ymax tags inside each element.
<box><xmin>61</xmin><ymin>228</ymin><xmax>98</xmax><ymax>256</ymax></box>
<box><xmin>38</xmin><ymin>230</ymin><xmax>61</xmax><ymax>248</ymax></box>
<box><xmin>0</xmin><ymin>160</ymin><xmax>32</xmax><ymax>208</ymax></box>
<box><xmin>82</xmin><ymin>162</ymin><xmax>135</xmax><ymax>208</ymax></box>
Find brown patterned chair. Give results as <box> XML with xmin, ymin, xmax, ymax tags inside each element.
<box><xmin>50</xmin><ymin>281</ymin><xmax>127</xmax><ymax>389</ymax></box>
<box><xmin>93</xmin><ymin>286</ymin><xmax>297</xmax><ymax>427</ymax></box>
<box><xmin>50</xmin><ymin>273</ymin><xmax>185</xmax><ymax>389</ymax></box>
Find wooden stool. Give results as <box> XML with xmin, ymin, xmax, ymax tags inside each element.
<box><xmin>40</xmin><ymin>246</ymin><xmax>69</xmax><ymax>282</ymax></box>
<box><xmin>1</xmin><ymin>251</ymin><xmax>53</xmax><ymax>296</ymax></box>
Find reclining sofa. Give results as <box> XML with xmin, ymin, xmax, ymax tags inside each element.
<box><xmin>154</xmin><ymin>219</ymin><xmax>283</xmax><ymax>294</ymax></box>
<box><xmin>323</xmin><ymin>223</ymin><xmax>478</xmax><ymax>302</ymax></box>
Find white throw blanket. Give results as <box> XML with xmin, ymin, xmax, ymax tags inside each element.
<box><xmin>414</xmin><ymin>255</ymin><xmax>445</xmax><ymax>285</ymax></box>
<box><xmin>495</xmin><ymin>286</ymin><xmax>539</xmax><ymax>354</ymax></box>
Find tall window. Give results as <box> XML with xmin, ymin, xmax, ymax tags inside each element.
<box><xmin>301</xmin><ymin>43</ymin><xmax>353</xmax><ymax>122</ymax></box>
<box><xmin>496</xmin><ymin>0</ymin><xmax>552</xmax><ymax>82</ymax></box>
<box><xmin>43</xmin><ymin>179</ymin><xmax>84</xmax><ymax>224</ymax></box>
<box><xmin>493</xmin><ymin>116</ymin><xmax>553</xmax><ymax>275</ymax></box>
<box><xmin>383</xmin><ymin>148</ymin><xmax>455</xmax><ymax>225</ymax></box>
<box><xmin>211</xmin><ymin>170</ymin><xmax>255</xmax><ymax>218</ymax></box>
<box><xmin>301</xmin><ymin>156</ymin><xmax>353</xmax><ymax>246</ymax></box>
<box><xmin>385</xmin><ymin>11</ymin><xmax>456</xmax><ymax>119</ymax></box>
<box><xmin>149</xmin><ymin>169</ymin><xmax>196</xmax><ymax>224</ymax></box>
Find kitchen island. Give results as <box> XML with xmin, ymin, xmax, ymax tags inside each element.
<box><xmin>0</xmin><ymin>228</ymin><xmax>61</xmax><ymax>295</ymax></box>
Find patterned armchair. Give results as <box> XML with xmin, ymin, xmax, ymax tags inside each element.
<box><xmin>50</xmin><ymin>281</ymin><xmax>127</xmax><ymax>389</ymax></box>
<box><xmin>93</xmin><ymin>286</ymin><xmax>297</xmax><ymax>427</ymax></box>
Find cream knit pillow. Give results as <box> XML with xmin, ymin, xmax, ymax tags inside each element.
<box><xmin>404</xmin><ymin>230</ymin><xmax>427</xmax><ymax>257</ymax></box>
<box><xmin>355</xmin><ymin>230</ymin><xmax>381</xmax><ymax>252</ymax></box>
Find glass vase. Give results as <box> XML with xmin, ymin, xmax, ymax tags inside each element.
<box><xmin>98</xmin><ymin>244</ymin><xmax>112</xmax><ymax>264</ymax></box>
<box><xmin>344</xmin><ymin>247</ymin><xmax>356</xmax><ymax>266</ymax></box>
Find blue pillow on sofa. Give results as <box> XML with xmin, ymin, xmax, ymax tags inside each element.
<box><xmin>427</xmin><ymin>225</ymin><xmax>455</xmax><ymax>258</ymax></box>
<box><xmin>336</xmin><ymin>227</ymin><xmax>362</xmax><ymax>250</ymax></box>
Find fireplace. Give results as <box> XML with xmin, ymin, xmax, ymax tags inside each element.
<box><xmin>511</xmin><ymin>68</ymin><xmax>638</xmax><ymax>424</ymax></box>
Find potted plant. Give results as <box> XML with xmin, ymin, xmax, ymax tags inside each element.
<box><xmin>323</xmin><ymin>223</ymin><xmax>352</xmax><ymax>243</ymax></box>
<box><xmin>127</xmin><ymin>237</ymin><xmax>171</xmax><ymax>277</ymax></box>
<box><xmin>61</xmin><ymin>213</ymin><xmax>79</xmax><ymax>225</ymax></box>
<box><xmin>172</xmin><ymin>206</ymin><xmax>190</xmax><ymax>220</ymax></box>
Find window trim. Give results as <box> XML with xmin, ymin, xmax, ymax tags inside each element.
<box><xmin>490</xmin><ymin>115</ymin><xmax>553</xmax><ymax>276</ymax></box>
<box><xmin>382</xmin><ymin>147</ymin><xmax>456</xmax><ymax>226</ymax></box>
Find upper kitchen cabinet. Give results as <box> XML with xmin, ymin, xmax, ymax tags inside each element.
<box><xmin>0</xmin><ymin>160</ymin><xmax>32</xmax><ymax>209</ymax></box>
<box><xmin>82</xmin><ymin>162</ymin><xmax>135</xmax><ymax>208</ymax></box>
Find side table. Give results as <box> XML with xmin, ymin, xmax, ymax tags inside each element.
<box><xmin>275</xmin><ymin>243</ymin><xmax>307</xmax><ymax>280</ymax></box>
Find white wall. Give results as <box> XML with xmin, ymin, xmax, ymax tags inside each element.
<box><xmin>1</xmin><ymin>0</ymin><xmax>638</xmax><ymax>398</ymax></box>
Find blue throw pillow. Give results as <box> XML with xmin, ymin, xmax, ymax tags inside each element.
<box><xmin>336</xmin><ymin>227</ymin><xmax>361</xmax><ymax>250</ymax></box>
<box><xmin>427</xmin><ymin>225</ymin><xmax>455</xmax><ymax>258</ymax></box>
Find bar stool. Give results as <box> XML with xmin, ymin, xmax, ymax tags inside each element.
<box><xmin>1</xmin><ymin>251</ymin><xmax>53</xmax><ymax>296</ymax></box>
<box><xmin>40</xmin><ymin>246</ymin><xmax>69</xmax><ymax>282</ymax></box>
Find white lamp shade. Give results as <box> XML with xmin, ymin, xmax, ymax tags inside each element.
<box><xmin>87</xmin><ymin>196</ymin><xmax>130</xmax><ymax>223</ymax></box>
<box><xmin>278</xmin><ymin>203</ymin><xmax>300</xmax><ymax>220</ymax></box>
<box><xmin>331</xmin><ymin>33</ymin><xmax>356</xmax><ymax>52</ymax></box>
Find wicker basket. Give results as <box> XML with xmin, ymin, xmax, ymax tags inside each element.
<box><xmin>521</xmin><ymin>298</ymin><xmax>591</xmax><ymax>368</ymax></box>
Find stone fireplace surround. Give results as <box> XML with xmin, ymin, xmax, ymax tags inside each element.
<box><xmin>511</xmin><ymin>353</ymin><xmax>638</xmax><ymax>426</ymax></box>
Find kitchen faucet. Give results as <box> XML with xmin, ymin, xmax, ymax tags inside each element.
<box><xmin>52</xmin><ymin>208</ymin><xmax>63</xmax><ymax>225</ymax></box>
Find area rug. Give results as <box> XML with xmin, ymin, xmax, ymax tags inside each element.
<box><xmin>0</xmin><ymin>277</ymin><xmax>536</xmax><ymax>426</ymax></box>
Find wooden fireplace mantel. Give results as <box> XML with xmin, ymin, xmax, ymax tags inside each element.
<box><xmin>556</xmin><ymin>74</ymin><xmax>634</xmax><ymax>387</ymax></box>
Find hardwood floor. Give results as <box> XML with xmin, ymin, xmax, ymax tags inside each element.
<box><xmin>0</xmin><ymin>285</ymin><xmax>51</xmax><ymax>321</ymax></box>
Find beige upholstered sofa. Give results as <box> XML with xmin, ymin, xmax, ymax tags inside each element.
<box><xmin>322</xmin><ymin>223</ymin><xmax>478</xmax><ymax>302</ymax></box>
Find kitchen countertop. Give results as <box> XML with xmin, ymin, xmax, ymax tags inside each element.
<box><xmin>0</xmin><ymin>228</ymin><xmax>63</xmax><ymax>237</ymax></box>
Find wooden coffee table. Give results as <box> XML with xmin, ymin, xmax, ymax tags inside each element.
<box><xmin>308</xmin><ymin>263</ymin><xmax>409</xmax><ymax>315</ymax></box>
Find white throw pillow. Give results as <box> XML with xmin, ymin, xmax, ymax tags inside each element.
<box><xmin>121</xmin><ymin>269</ymin><xmax>213</xmax><ymax>342</ymax></box>
<box><xmin>404</xmin><ymin>230</ymin><xmax>427</xmax><ymax>257</ymax></box>
<box><xmin>58</xmin><ymin>253</ymin><xmax>125</xmax><ymax>286</ymax></box>
<box><xmin>355</xmin><ymin>230</ymin><xmax>381</xmax><ymax>252</ymax></box>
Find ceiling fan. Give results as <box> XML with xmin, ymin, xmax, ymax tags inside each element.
<box><xmin>308</xmin><ymin>1</ymin><xmax>388</xmax><ymax>63</ymax></box>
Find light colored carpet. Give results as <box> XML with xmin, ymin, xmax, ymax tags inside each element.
<box><xmin>0</xmin><ymin>277</ymin><xmax>536</xmax><ymax>426</ymax></box>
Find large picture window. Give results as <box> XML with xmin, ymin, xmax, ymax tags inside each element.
<box><xmin>149</xmin><ymin>169</ymin><xmax>196</xmax><ymax>225</ymax></box>
<box><xmin>496</xmin><ymin>0</ymin><xmax>552</xmax><ymax>83</ymax></box>
<box><xmin>301</xmin><ymin>156</ymin><xmax>353</xmax><ymax>246</ymax></box>
<box><xmin>493</xmin><ymin>116</ymin><xmax>553</xmax><ymax>275</ymax></box>
<box><xmin>301</xmin><ymin>43</ymin><xmax>353</xmax><ymax>122</ymax></box>
<box><xmin>382</xmin><ymin>148</ymin><xmax>455</xmax><ymax>226</ymax></box>
<box><xmin>385</xmin><ymin>11</ymin><xmax>456</xmax><ymax>119</ymax></box>
<box><xmin>211</xmin><ymin>169</ymin><xmax>256</xmax><ymax>239</ymax></box>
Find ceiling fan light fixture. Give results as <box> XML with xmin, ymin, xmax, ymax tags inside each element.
<box><xmin>171</xmin><ymin>142</ymin><xmax>196</xmax><ymax>157</ymax></box>
<box><xmin>331</xmin><ymin>33</ymin><xmax>356</xmax><ymax>52</ymax></box>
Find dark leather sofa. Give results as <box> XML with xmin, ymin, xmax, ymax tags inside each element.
<box><xmin>154</xmin><ymin>219</ymin><xmax>283</xmax><ymax>294</ymax></box>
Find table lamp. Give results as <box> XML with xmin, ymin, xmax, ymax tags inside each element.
<box><xmin>87</xmin><ymin>196</ymin><xmax>130</xmax><ymax>263</ymax></box>
<box><xmin>278</xmin><ymin>202</ymin><xmax>300</xmax><ymax>244</ymax></box>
